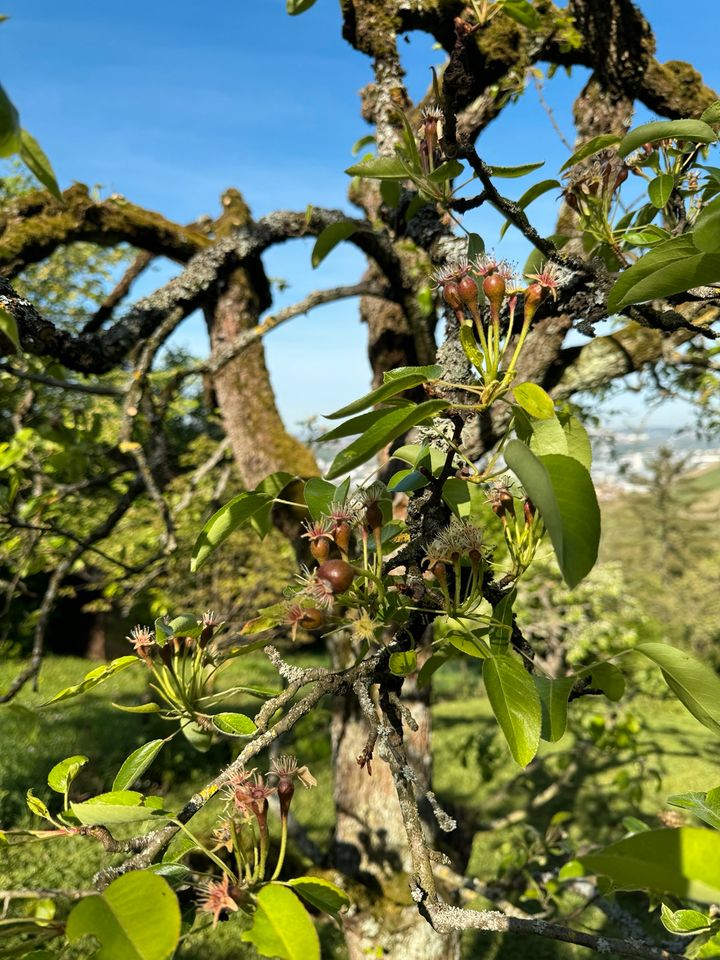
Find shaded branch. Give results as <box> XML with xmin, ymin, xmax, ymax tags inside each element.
<box><xmin>1</xmin><ymin>208</ymin><xmax>414</xmax><ymax>373</ymax></box>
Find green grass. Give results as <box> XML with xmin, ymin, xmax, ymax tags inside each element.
<box><xmin>1</xmin><ymin>655</ymin><xmax>719</xmax><ymax>959</ymax></box>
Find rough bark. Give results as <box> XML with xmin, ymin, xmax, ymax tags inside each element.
<box><xmin>204</xmin><ymin>190</ymin><xmax>318</xmax><ymax>489</ymax></box>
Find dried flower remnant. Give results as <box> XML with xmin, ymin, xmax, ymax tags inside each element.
<box><xmin>525</xmin><ymin>261</ymin><xmax>563</xmax><ymax>302</ymax></box>
<box><xmin>198</xmin><ymin>873</ymin><xmax>238</xmax><ymax>928</ymax></box>
<box><xmin>283</xmin><ymin>602</ymin><xmax>324</xmax><ymax>641</ymax></box>
<box><xmin>296</xmin><ymin>566</ymin><xmax>336</xmax><ymax>610</ymax></box>
<box><xmin>127</xmin><ymin>624</ymin><xmax>154</xmax><ymax>665</ymax></box>
<box><xmin>270</xmin><ymin>755</ymin><xmax>317</xmax><ymax>818</ymax></box>
<box><xmin>226</xmin><ymin>770</ymin><xmax>276</xmax><ymax>827</ymax></box>
<box><xmin>212</xmin><ymin>821</ymin><xmax>234</xmax><ymax>852</ymax></box>
<box><xmin>301</xmin><ymin>517</ymin><xmax>335</xmax><ymax>562</ymax></box>
<box><xmin>486</xmin><ymin>481</ymin><xmax>515</xmax><ymax>521</ymax></box>
<box><xmin>200</xmin><ymin>609</ymin><xmax>220</xmax><ymax>647</ymax></box>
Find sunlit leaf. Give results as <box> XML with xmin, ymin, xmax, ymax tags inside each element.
<box><xmin>636</xmin><ymin>643</ymin><xmax>720</xmax><ymax>733</ymax></box>
<box><xmin>325</xmin><ymin>365</ymin><xmax>442</xmax><ymax>419</ymax></box>
<box><xmin>241</xmin><ymin>884</ymin><xmax>320</xmax><ymax>960</ymax></box>
<box><xmin>311</xmin><ymin>221</ymin><xmax>358</xmax><ymax>268</ymax></box>
<box><xmin>484</xmin><ymin>654</ymin><xmax>541</xmax><ymax>766</ymax></box>
<box><xmin>112</xmin><ymin>740</ymin><xmax>165</xmax><ymax>792</ymax></box>
<box><xmin>580</xmin><ymin>827</ymin><xmax>720</xmax><ymax>903</ymax></box>
<box><xmin>618</xmin><ymin>119</ymin><xmax>716</xmax><ymax>158</ymax></box>
<box><xmin>67</xmin><ymin>872</ymin><xmax>180</xmax><ymax>960</ymax></box>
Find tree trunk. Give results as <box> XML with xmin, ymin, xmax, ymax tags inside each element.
<box><xmin>331</xmin><ymin>637</ymin><xmax>459</xmax><ymax>960</ymax></box>
<box><xmin>205</xmin><ymin>189</ymin><xmax>318</xmax><ymax>489</ymax></box>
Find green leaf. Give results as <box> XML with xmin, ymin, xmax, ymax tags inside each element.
<box><xmin>41</xmin><ymin>656</ymin><xmax>139</xmax><ymax>706</ymax></box>
<box><xmin>248</xmin><ymin>473</ymin><xmax>288</xmax><ymax>537</ymax></box>
<box><xmin>0</xmin><ymin>82</ymin><xmax>20</xmax><ymax>157</ymax></box>
<box><xmin>286</xmin><ymin>877</ymin><xmax>349</xmax><ymax>918</ymax></box>
<box><xmin>26</xmin><ymin>790</ymin><xmax>51</xmax><ymax>820</ymax></box>
<box><xmin>190</xmin><ymin>491</ymin><xmax>272</xmax><ymax>572</ymax></box>
<box><xmin>387</xmin><ymin>468</ymin><xmax>429</xmax><ymax>493</ymax></box>
<box><xmin>67</xmin><ymin>872</ymin><xmax>180</xmax><ymax>960</ymax></box>
<box><xmin>351</xmin><ymin>134</ymin><xmax>375</xmax><ymax>156</ymax></box>
<box><xmin>490</xmin><ymin>588</ymin><xmax>516</xmax><ymax>653</ymax></box>
<box><xmin>467</xmin><ymin>232</ymin><xmax>485</xmax><ymax>261</ymax></box>
<box><xmin>418</xmin><ymin>645</ymin><xmax>456</xmax><ymax>689</ymax></box>
<box><xmin>447</xmin><ymin>628</ymin><xmax>490</xmax><ymax>659</ymax></box>
<box><xmin>48</xmin><ymin>755</ymin><xmax>88</xmax><ymax>794</ymax></box>
<box><xmin>497</xmin><ymin>0</ymin><xmax>542</xmax><ymax>30</ymax></box>
<box><xmin>660</xmin><ymin>903</ymin><xmax>711</xmax><ymax>935</ymax></box>
<box><xmin>667</xmin><ymin>788</ymin><xmax>720</xmax><ymax>831</ymax></box>
<box><xmin>456</xmin><ymin>329</ymin><xmax>484</xmax><ymax>380</ymax></box>
<box><xmin>345</xmin><ymin>156</ymin><xmax>409</xmax><ymax>180</ymax></box>
<box><xmin>303</xmin><ymin>477</ymin><xmax>338</xmax><ymax>519</ymax></box>
<box><xmin>557</xmin><ymin>411</ymin><xmax>593</xmax><ymax>470</ymax></box>
<box><xmin>311</xmin><ymin>222</ymin><xmax>358</xmax><ymax>268</ymax></box>
<box><xmin>241</xmin><ymin>884</ymin><xmax>320</xmax><ymax>960</ymax></box>
<box><xmin>71</xmin><ymin>791</ymin><xmax>165</xmax><ymax>826</ymax></box>
<box><xmin>607</xmin><ymin>234</ymin><xmax>720</xmax><ymax>312</ymax></box>
<box><xmin>19</xmin><ymin>130</ymin><xmax>61</xmax><ymax>200</ymax></box>
<box><xmin>181</xmin><ymin>722</ymin><xmax>213</xmax><ymax>752</ymax></box>
<box><xmin>636</xmin><ymin>643</ymin><xmax>720</xmax><ymax>734</ymax></box>
<box><xmin>560</xmin><ymin>134</ymin><xmax>621</xmax><ymax>173</ymax></box>
<box><xmin>0</xmin><ymin>306</ymin><xmax>20</xmax><ymax>350</ymax></box>
<box><xmin>317</xmin><ymin>407</ymin><xmax>407</xmax><ymax>443</ymax></box>
<box><xmin>648</xmin><ymin>173</ymin><xmax>675</xmax><ymax>209</ymax></box>
<box><xmin>392</xmin><ymin>443</ymin><xmax>447</xmax><ymax>473</ymax></box>
<box><xmin>701</xmin><ymin>101</ymin><xmax>720</xmax><ymax>124</ymax></box>
<box><xmin>427</xmin><ymin>159</ymin><xmax>464</xmax><ymax>183</ymax></box>
<box><xmin>587</xmin><ymin>661</ymin><xmax>625</xmax><ymax>701</ymax></box>
<box><xmin>325</xmin><ymin>400</ymin><xmax>449</xmax><ymax>480</ymax></box>
<box><xmin>623</xmin><ymin>816</ymin><xmax>650</xmax><ymax>835</ymax></box>
<box><xmin>534</xmin><ymin>676</ymin><xmax>573</xmax><ymax>742</ymax></box>
<box><xmin>693</xmin><ymin>196</ymin><xmax>720</xmax><ymax>253</ymax></box>
<box><xmin>488</xmin><ymin>160</ymin><xmax>545</xmax><ymax>178</ymax></box>
<box><xmin>112</xmin><ymin>740</ymin><xmax>164</xmax><ymax>792</ymax></box>
<box><xmin>112</xmin><ymin>701</ymin><xmax>162</xmax><ymax>714</ymax></box>
<box><xmin>167</xmin><ymin>614</ymin><xmax>201</xmax><ymax>638</ymax></box>
<box><xmin>483</xmin><ymin>655</ymin><xmax>541</xmax><ymax>766</ymax></box>
<box><xmin>513</xmin><ymin>382</ymin><xmax>555</xmax><ymax>419</ymax></box>
<box><xmin>325</xmin><ymin>365</ymin><xmax>442</xmax><ymax>419</ymax></box>
<box><xmin>286</xmin><ymin>0</ymin><xmax>317</xmax><ymax>13</ymax></box>
<box><xmin>518</xmin><ymin>410</ymin><xmax>592</xmax><ymax>469</ymax></box>
<box><xmin>504</xmin><ymin>441</ymin><xmax>600</xmax><ymax>588</ymax></box>
<box><xmin>580</xmin><ymin>827</ymin><xmax>720</xmax><ymax>903</ymax></box>
<box><xmin>441</xmin><ymin>477</ymin><xmax>486</xmax><ymax>520</ymax></box>
<box><xmin>389</xmin><ymin>649</ymin><xmax>417</xmax><ymax>676</ymax></box>
<box><xmin>618</xmin><ymin>119</ymin><xmax>716</xmax><ymax>158</ymax></box>
<box><xmin>499</xmin><ymin>179</ymin><xmax>559</xmax><ymax>239</ymax></box>
<box><xmin>558</xmin><ymin>859</ymin><xmax>584</xmax><ymax>881</ymax></box>
<box><xmin>379</xmin><ymin>179</ymin><xmax>400</xmax><ymax>209</ymax></box>
<box><xmin>211</xmin><ymin>712</ymin><xmax>257</xmax><ymax>737</ymax></box>
<box><xmin>622</xmin><ymin>226</ymin><xmax>671</xmax><ymax>247</ymax></box>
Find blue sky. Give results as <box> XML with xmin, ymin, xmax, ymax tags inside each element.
<box><xmin>2</xmin><ymin>1</ymin><xmax>719</xmax><ymax>431</ymax></box>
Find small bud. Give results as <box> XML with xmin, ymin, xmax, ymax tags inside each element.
<box><xmin>277</xmin><ymin>777</ymin><xmax>295</xmax><ymax>819</ymax></box>
<box><xmin>364</xmin><ymin>501</ymin><xmax>383</xmax><ymax>534</ymax></box>
<box><xmin>482</xmin><ymin>272</ymin><xmax>506</xmax><ymax>323</ymax></box>
<box><xmin>310</xmin><ymin>537</ymin><xmax>331</xmax><ymax>562</ymax></box>
<box><xmin>430</xmin><ymin>560</ymin><xmax>448</xmax><ymax>590</ymax></box>
<box><xmin>523</xmin><ymin>498</ymin><xmax>535</xmax><ymax>525</ymax></box>
<box><xmin>333</xmin><ymin>520</ymin><xmax>351</xmax><ymax>556</ymax></box>
<box><xmin>300</xmin><ymin>608</ymin><xmax>324</xmax><ymax>631</ymax></box>
<box><xmin>442</xmin><ymin>280</ymin><xmax>463</xmax><ymax>311</ymax></box>
<box><xmin>523</xmin><ymin>282</ymin><xmax>545</xmax><ymax>324</ymax></box>
<box><xmin>458</xmin><ymin>274</ymin><xmax>479</xmax><ymax>308</ymax></box>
